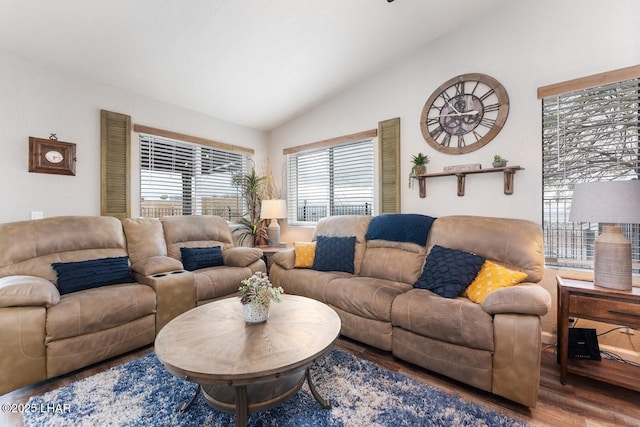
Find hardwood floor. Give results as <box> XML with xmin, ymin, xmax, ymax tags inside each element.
<box><xmin>1</xmin><ymin>339</ymin><xmax>639</xmax><ymax>426</ymax></box>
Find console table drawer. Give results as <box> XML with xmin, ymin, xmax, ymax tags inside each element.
<box><xmin>569</xmin><ymin>294</ymin><xmax>640</xmax><ymax>328</ymax></box>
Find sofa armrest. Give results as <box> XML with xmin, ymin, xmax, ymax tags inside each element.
<box><xmin>130</xmin><ymin>256</ymin><xmax>183</xmax><ymax>276</ymax></box>
<box><xmin>223</xmin><ymin>247</ymin><xmax>263</xmax><ymax>267</ymax></box>
<box><xmin>271</xmin><ymin>248</ymin><xmax>295</xmax><ymax>270</ymax></box>
<box><xmin>0</xmin><ymin>275</ymin><xmax>60</xmax><ymax>308</ymax></box>
<box><xmin>131</xmin><ymin>270</ymin><xmax>196</xmax><ymax>333</ymax></box>
<box><xmin>482</xmin><ymin>283</ymin><xmax>551</xmax><ymax>316</ymax></box>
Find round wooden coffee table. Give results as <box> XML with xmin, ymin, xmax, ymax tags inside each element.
<box><xmin>155</xmin><ymin>294</ymin><xmax>341</xmax><ymax>426</ymax></box>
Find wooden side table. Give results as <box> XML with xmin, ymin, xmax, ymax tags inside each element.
<box><xmin>257</xmin><ymin>244</ymin><xmax>288</xmax><ymax>272</ymax></box>
<box><xmin>556</xmin><ymin>276</ymin><xmax>640</xmax><ymax>391</ymax></box>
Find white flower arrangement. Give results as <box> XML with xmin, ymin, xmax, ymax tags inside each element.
<box><xmin>238</xmin><ymin>272</ymin><xmax>284</xmax><ymax>308</ymax></box>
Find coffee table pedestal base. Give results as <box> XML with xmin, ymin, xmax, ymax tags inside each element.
<box><xmin>184</xmin><ymin>368</ymin><xmax>329</xmax><ymax>426</ymax></box>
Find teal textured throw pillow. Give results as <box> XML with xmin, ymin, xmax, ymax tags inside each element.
<box><xmin>312</xmin><ymin>236</ymin><xmax>356</xmax><ymax>273</ymax></box>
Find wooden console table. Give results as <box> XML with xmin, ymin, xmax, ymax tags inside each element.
<box><xmin>556</xmin><ymin>276</ymin><xmax>640</xmax><ymax>391</ymax></box>
<box><xmin>413</xmin><ymin>166</ymin><xmax>523</xmax><ymax>198</ymax></box>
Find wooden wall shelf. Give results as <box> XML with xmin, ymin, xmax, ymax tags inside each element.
<box><xmin>413</xmin><ymin>166</ymin><xmax>524</xmax><ymax>197</ymax></box>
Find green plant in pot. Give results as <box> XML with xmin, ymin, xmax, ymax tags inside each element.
<box><xmin>239</xmin><ymin>272</ymin><xmax>284</xmax><ymax>323</ymax></box>
<box><xmin>492</xmin><ymin>154</ymin><xmax>508</xmax><ymax>168</ymax></box>
<box><xmin>232</xmin><ymin>167</ymin><xmax>269</xmax><ymax>246</ymax></box>
<box><xmin>409</xmin><ymin>152</ymin><xmax>430</xmax><ymax>188</ymax></box>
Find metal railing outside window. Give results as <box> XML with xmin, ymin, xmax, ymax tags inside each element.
<box><xmin>542</xmin><ymin>78</ymin><xmax>640</xmax><ymax>273</ymax></box>
<box><xmin>286</xmin><ymin>139</ymin><xmax>375</xmax><ymax>225</ymax></box>
<box><xmin>139</xmin><ymin>135</ymin><xmax>249</xmax><ymax>220</ymax></box>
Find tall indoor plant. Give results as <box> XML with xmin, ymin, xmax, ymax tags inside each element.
<box><xmin>232</xmin><ymin>167</ymin><xmax>269</xmax><ymax>246</ymax></box>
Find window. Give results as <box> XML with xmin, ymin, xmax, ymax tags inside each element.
<box><xmin>286</xmin><ymin>137</ymin><xmax>374</xmax><ymax>224</ymax></box>
<box><xmin>139</xmin><ymin>134</ymin><xmax>250</xmax><ymax>220</ymax></box>
<box><xmin>542</xmin><ymin>73</ymin><xmax>640</xmax><ymax>273</ymax></box>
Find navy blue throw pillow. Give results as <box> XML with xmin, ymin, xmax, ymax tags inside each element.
<box><xmin>365</xmin><ymin>214</ymin><xmax>436</xmax><ymax>246</ymax></box>
<box><xmin>414</xmin><ymin>245</ymin><xmax>485</xmax><ymax>298</ymax></box>
<box><xmin>312</xmin><ymin>236</ymin><xmax>356</xmax><ymax>273</ymax></box>
<box><xmin>180</xmin><ymin>246</ymin><xmax>224</xmax><ymax>271</ymax></box>
<box><xmin>52</xmin><ymin>256</ymin><xmax>134</xmax><ymax>295</ymax></box>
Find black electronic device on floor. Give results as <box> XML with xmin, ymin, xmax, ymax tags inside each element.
<box><xmin>568</xmin><ymin>328</ymin><xmax>601</xmax><ymax>360</ymax></box>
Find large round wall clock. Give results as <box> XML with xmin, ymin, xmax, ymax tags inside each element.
<box><xmin>420</xmin><ymin>73</ymin><xmax>509</xmax><ymax>155</ymax></box>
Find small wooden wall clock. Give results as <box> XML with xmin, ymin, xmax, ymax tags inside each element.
<box><xmin>29</xmin><ymin>135</ymin><xmax>76</xmax><ymax>176</ymax></box>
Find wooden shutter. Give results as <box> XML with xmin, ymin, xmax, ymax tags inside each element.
<box><xmin>378</xmin><ymin>117</ymin><xmax>400</xmax><ymax>214</ymax></box>
<box><xmin>100</xmin><ymin>109</ymin><xmax>131</xmax><ymax>218</ymax></box>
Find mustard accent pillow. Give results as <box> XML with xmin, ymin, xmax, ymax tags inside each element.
<box><xmin>294</xmin><ymin>241</ymin><xmax>316</xmax><ymax>268</ymax></box>
<box><xmin>465</xmin><ymin>261</ymin><xmax>528</xmax><ymax>304</ymax></box>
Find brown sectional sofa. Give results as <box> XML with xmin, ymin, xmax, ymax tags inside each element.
<box><xmin>0</xmin><ymin>215</ymin><xmax>265</xmax><ymax>395</ymax></box>
<box><xmin>269</xmin><ymin>214</ymin><xmax>551</xmax><ymax>407</ymax></box>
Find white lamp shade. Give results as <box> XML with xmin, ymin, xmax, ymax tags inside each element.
<box><xmin>260</xmin><ymin>199</ymin><xmax>287</xmax><ymax>220</ymax></box>
<box><xmin>569</xmin><ymin>180</ymin><xmax>640</xmax><ymax>224</ymax></box>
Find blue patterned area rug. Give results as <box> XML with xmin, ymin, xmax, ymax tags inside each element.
<box><xmin>24</xmin><ymin>349</ymin><xmax>526</xmax><ymax>426</ymax></box>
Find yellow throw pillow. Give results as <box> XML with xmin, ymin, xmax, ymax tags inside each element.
<box><xmin>465</xmin><ymin>261</ymin><xmax>528</xmax><ymax>304</ymax></box>
<box><xmin>294</xmin><ymin>241</ymin><xmax>316</xmax><ymax>268</ymax></box>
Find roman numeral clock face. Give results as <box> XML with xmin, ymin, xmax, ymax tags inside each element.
<box><xmin>420</xmin><ymin>73</ymin><xmax>509</xmax><ymax>154</ymax></box>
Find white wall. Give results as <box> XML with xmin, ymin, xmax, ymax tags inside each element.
<box><xmin>269</xmin><ymin>0</ymin><xmax>640</xmax><ymax>242</ymax></box>
<box><xmin>0</xmin><ymin>50</ymin><xmax>268</xmax><ymax>223</ymax></box>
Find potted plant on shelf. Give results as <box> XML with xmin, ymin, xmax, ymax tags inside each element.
<box><xmin>409</xmin><ymin>152</ymin><xmax>430</xmax><ymax>188</ymax></box>
<box><xmin>239</xmin><ymin>272</ymin><xmax>284</xmax><ymax>323</ymax></box>
<box><xmin>492</xmin><ymin>155</ymin><xmax>508</xmax><ymax>168</ymax></box>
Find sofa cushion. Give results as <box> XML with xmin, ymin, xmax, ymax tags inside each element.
<box><xmin>391</xmin><ymin>288</ymin><xmax>494</xmax><ymax>352</ymax></box>
<box><xmin>276</xmin><ymin>268</ymin><xmax>350</xmax><ymax>303</ymax></box>
<box><xmin>414</xmin><ymin>245</ymin><xmax>484</xmax><ymax>298</ymax></box>
<box><xmin>52</xmin><ymin>257</ymin><xmax>134</xmax><ymax>295</ymax></box>
<box><xmin>180</xmin><ymin>246</ymin><xmax>223</xmax><ymax>271</ymax></box>
<box><xmin>312</xmin><ymin>236</ymin><xmax>356</xmax><ymax>273</ymax></box>
<box><xmin>359</xmin><ymin>240</ymin><xmax>427</xmax><ymax>284</ymax></box>
<box><xmin>365</xmin><ymin>213</ymin><xmax>435</xmax><ymax>246</ymax></box>
<box><xmin>45</xmin><ymin>283</ymin><xmax>156</xmax><ymax>342</ymax></box>
<box><xmin>294</xmin><ymin>241</ymin><xmax>316</xmax><ymax>268</ymax></box>
<box><xmin>161</xmin><ymin>215</ymin><xmax>234</xmax><ymax>260</ymax></box>
<box><xmin>465</xmin><ymin>261</ymin><xmax>528</xmax><ymax>304</ymax></box>
<box><xmin>325</xmin><ymin>276</ymin><xmax>412</xmax><ymax>322</ymax></box>
<box><xmin>426</xmin><ymin>215</ymin><xmax>544</xmax><ymax>282</ymax></box>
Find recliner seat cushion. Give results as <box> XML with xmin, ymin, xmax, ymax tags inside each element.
<box><xmin>325</xmin><ymin>276</ymin><xmax>412</xmax><ymax>322</ymax></box>
<box><xmin>392</xmin><ymin>289</ymin><xmax>494</xmax><ymax>352</ymax></box>
<box><xmin>45</xmin><ymin>283</ymin><xmax>156</xmax><ymax>342</ymax></box>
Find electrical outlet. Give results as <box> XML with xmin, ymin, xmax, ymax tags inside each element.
<box><xmin>621</xmin><ymin>327</ymin><xmax>635</xmax><ymax>335</ymax></box>
<box><xmin>31</xmin><ymin>211</ymin><xmax>44</xmax><ymax>220</ymax></box>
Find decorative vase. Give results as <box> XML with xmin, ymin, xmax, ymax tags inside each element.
<box><xmin>243</xmin><ymin>301</ymin><xmax>270</xmax><ymax>323</ymax></box>
<box><xmin>492</xmin><ymin>161</ymin><xmax>507</xmax><ymax>168</ymax></box>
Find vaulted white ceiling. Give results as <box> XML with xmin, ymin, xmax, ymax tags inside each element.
<box><xmin>0</xmin><ymin>0</ymin><xmax>505</xmax><ymax>131</ymax></box>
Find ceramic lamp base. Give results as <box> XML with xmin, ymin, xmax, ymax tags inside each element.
<box><xmin>267</xmin><ymin>218</ymin><xmax>281</xmax><ymax>247</ymax></box>
<box><xmin>594</xmin><ymin>225</ymin><xmax>632</xmax><ymax>290</ymax></box>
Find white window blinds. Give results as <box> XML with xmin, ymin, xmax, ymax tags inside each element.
<box><xmin>542</xmin><ymin>77</ymin><xmax>640</xmax><ymax>271</ymax></box>
<box><xmin>286</xmin><ymin>138</ymin><xmax>374</xmax><ymax>224</ymax></box>
<box><xmin>140</xmin><ymin>134</ymin><xmax>249</xmax><ymax>219</ymax></box>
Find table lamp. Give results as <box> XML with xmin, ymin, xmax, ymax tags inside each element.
<box><xmin>569</xmin><ymin>180</ymin><xmax>640</xmax><ymax>290</ymax></box>
<box><xmin>260</xmin><ymin>199</ymin><xmax>287</xmax><ymax>247</ymax></box>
